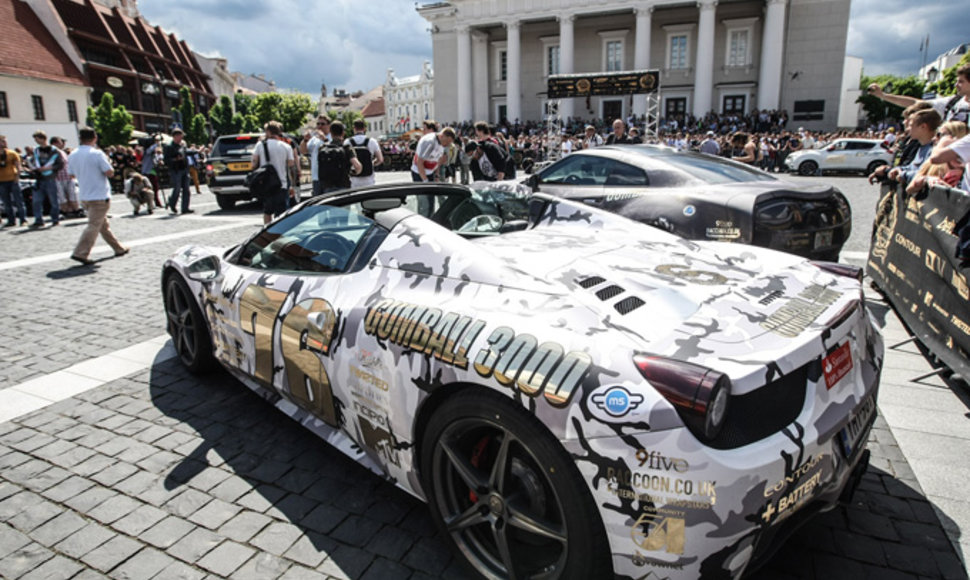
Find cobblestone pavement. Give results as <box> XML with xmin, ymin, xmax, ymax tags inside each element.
<box><xmin>0</xmin><ymin>177</ymin><xmax>966</xmax><ymax>579</ymax></box>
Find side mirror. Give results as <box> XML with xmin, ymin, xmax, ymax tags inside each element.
<box><xmin>526</xmin><ymin>173</ymin><xmax>540</xmax><ymax>191</ymax></box>
<box><xmin>185</xmin><ymin>255</ymin><xmax>222</xmax><ymax>282</ymax></box>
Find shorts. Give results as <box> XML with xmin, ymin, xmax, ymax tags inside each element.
<box><xmin>262</xmin><ymin>189</ymin><xmax>288</xmax><ymax>217</ymax></box>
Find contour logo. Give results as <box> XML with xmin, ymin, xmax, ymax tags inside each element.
<box><xmin>592</xmin><ymin>386</ymin><xmax>645</xmax><ymax>417</ymax></box>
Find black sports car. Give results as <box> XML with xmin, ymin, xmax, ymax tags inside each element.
<box><xmin>526</xmin><ymin>145</ymin><xmax>851</xmax><ymax>261</ymax></box>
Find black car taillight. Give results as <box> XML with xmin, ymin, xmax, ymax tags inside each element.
<box><xmin>633</xmin><ymin>354</ymin><xmax>731</xmax><ymax>441</ymax></box>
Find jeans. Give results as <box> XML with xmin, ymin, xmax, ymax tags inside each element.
<box><xmin>168</xmin><ymin>169</ymin><xmax>191</xmax><ymax>211</ymax></box>
<box><xmin>0</xmin><ymin>180</ymin><xmax>26</xmax><ymax>224</ymax></box>
<box><xmin>33</xmin><ymin>179</ymin><xmax>60</xmax><ymax>225</ymax></box>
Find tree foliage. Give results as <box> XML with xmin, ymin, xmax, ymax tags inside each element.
<box><xmin>177</xmin><ymin>86</ymin><xmax>195</xmax><ymax>132</ymax></box>
<box><xmin>188</xmin><ymin>114</ymin><xmax>208</xmax><ymax>146</ymax></box>
<box><xmin>208</xmin><ymin>95</ymin><xmax>235</xmax><ymax>137</ymax></box>
<box><xmin>856</xmin><ymin>74</ymin><xmax>925</xmax><ymax>124</ymax></box>
<box><xmin>326</xmin><ymin>109</ymin><xmax>365</xmax><ymax>132</ymax></box>
<box><xmin>927</xmin><ymin>51</ymin><xmax>970</xmax><ymax>96</ymax></box>
<box><xmin>86</xmin><ymin>92</ymin><xmax>133</xmax><ymax>147</ymax></box>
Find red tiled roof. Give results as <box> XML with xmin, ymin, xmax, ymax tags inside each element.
<box><xmin>362</xmin><ymin>97</ymin><xmax>385</xmax><ymax>118</ymax></box>
<box><xmin>0</xmin><ymin>0</ymin><xmax>86</xmax><ymax>85</ymax></box>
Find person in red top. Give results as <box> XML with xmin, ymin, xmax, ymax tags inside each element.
<box><xmin>0</xmin><ymin>135</ymin><xmax>26</xmax><ymax>227</ymax></box>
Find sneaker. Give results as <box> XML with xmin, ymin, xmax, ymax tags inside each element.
<box><xmin>29</xmin><ymin>222</ymin><xmax>44</xmax><ymax>229</ymax></box>
<box><xmin>148</xmin><ymin>209</ymin><xmax>154</xmax><ymax>215</ymax></box>
<box><xmin>70</xmin><ymin>255</ymin><xmax>94</xmax><ymax>265</ymax></box>
<box><xmin>114</xmin><ymin>247</ymin><xmax>130</xmax><ymax>257</ymax></box>
<box><xmin>50</xmin><ymin>221</ymin><xmax>59</xmax><ymax>227</ymax></box>
<box><xmin>181</xmin><ymin>209</ymin><xmax>195</xmax><ymax>214</ymax></box>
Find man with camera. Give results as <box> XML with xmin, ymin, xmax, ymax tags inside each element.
<box><xmin>867</xmin><ymin>66</ymin><xmax>970</xmax><ymax>125</ymax></box>
<box><xmin>163</xmin><ymin>128</ymin><xmax>193</xmax><ymax>214</ymax></box>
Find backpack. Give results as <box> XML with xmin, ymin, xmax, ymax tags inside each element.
<box><xmin>349</xmin><ymin>135</ymin><xmax>374</xmax><ymax>177</ymax></box>
<box><xmin>318</xmin><ymin>143</ymin><xmax>350</xmax><ymax>188</ymax></box>
<box><xmin>245</xmin><ymin>141</ymin><xmax>282</xmax><ymax>198</ymax></box>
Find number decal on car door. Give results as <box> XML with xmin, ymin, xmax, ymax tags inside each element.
<box><xmin>240</xmin><ymin>285</ymin><xmax>339</xmax><ymax>426</ymax></box>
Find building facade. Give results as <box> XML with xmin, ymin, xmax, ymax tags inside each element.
<box><xmin>1</xmin><ymin>0</ymin><xmax>89</xmax><ymax>147</ymax></box>
<box><xmin>384</xmin><ymin>61</ymin><xmax>435</xmax><ymax>134</ymax></box>
<box><xmin>418</xmin><ymin>0</ymin><xmax>851</xmax><ymax>130</ymax></box>
<box><xmin>919</xmin><ymin>43</ymin><xmax>969</xmax><ymax>84</ymax></box>
<box><xmin>194</xmin><ymin>53</ymin><xmax>235</xmax><ymax>101</ymax></box>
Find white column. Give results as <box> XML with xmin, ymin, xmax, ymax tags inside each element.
<box><xmin>693</xmin><ymin>0</ymin><xmax>717</xmax><ymax>117</ymax></box>
<box><xmin>633</xmin><ymin>6</ymin><xmax>653</xmax><ymax>117</ymax></box>
<box><xmin>757</xmin><ymin>0</ymin><xmax>788</xmax><ymax>110</ymax></box>
<box><xmin>457</xmin><ymin>25</ymin><xmax>473</xmax><ymax>122</ymax></box>
<box><xmin>472</xmin><ymin>31</ymin><xmax>489</xmax><ymax>120</ymax></box>
<box><xmin>506</xmin><ymin>20</ymin><xmax>522</xmax><ymax>123</ymax></box>
<box><xmin>558</xmin><ymin>13</ymin><xmax>575</xmax><ymax>121</ymax></box>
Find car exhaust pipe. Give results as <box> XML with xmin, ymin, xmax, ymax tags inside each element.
<box><xmin>839</xmin><ymin>449</ymin><xmax>870</xmax><ymax>504</ymax></box>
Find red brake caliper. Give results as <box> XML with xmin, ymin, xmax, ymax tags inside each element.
<box><xmin>468</xmin><ymin>436</ymin><xmax>491</xmax><ymax>503</ymax></box>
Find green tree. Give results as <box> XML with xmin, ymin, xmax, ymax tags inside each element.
<box><xmin>234</xmin><ymin>93</ymin><xmax>255</xmax><ymax>117</ymax></box>
<box><xmin>187</xmin><ymin>113</ymin><xmax>208</xmax><ymax>146</ymax></box>
<box><xmin>86</xmin><ymin>92</ymin><xmax>133</xmax><ymax>147</ymax></box>
<box><xmin>326</xmin><ymin>109</ymin><xmax>364</xmax><ymax>132</ymax></box>
<box><xmin>278</xmin><ymin>93</ymin><xmax>317</xmax><ymax>133</ymax></box>
<box><xmin>856</xmin><ymin>74</ymin><xmax>925</xmax><ymax>124</ymax></box>
<box><xmin>253</xmin><ymin>92</ymin><xmax>283</xmax><ymax>127</ymax></box>
<box><xmin>927</xmin><ymin>51</ymin><xmax>970</xmax><ymax>96</ymax></box>
<box><xmin>208</xmin><ymin>95</ymin><xmax>235</xmax><ymax>137</ymax></box>
<box><xmin>177</xmin><ymin>86</ymin><xmax>195</xmax><ymax>132</ymax></box>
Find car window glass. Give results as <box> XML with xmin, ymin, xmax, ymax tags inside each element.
<box><xmin>213</xmin><ymin>136</ymin><xmax>259</xmax><ymax>157</ymax></box>
<box><xmin>828</xmin><ymin>141</ymin><xmax>847</xmax><ymax>151</ymax></box>
<box><xmin>606</xmin><ymin>161</ymin><xmax>649</xmax><ymax>186</ymax></box>
<box><xmin>540</xmin><ymin>155</ymin><xmax>616</xmax><ymax>185</ymax></box>
<box><xmin>235</xmin><ymin>205</ymin><xmax>374</xmax><ymax>273</ymax></box>
<box><xmin>638</xmin><ymin>153</ymin><xmax>776</xmax><ymax>184</ymax></box>
<box><xmin>846</xmin><ymin>141</ymin><xmax>874</xmax><ymax>151</ymax></box>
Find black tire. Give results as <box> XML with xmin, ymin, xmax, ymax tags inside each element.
<box><xmin>866</xmin><ymin>160</ymin><xmax>886</xmax><ymax>175</ymax></box>
<box><xmin>798</xmin><ymin>160</ymin><xmax>819</xmax><ymax>176</ymax></box>
<box><xmin>164</xmin><ymin>275</ymin><xmax>216</xmax><ymax>373</ymax></box>
<box><xmin>420</xmin><ymin>389</ymin><xmax>612</xmax><ymax>580</ymax></box>
<box><xmin>216</xmin><ymin>196</ymin><xmax>236</xmax><ymax>211</ymax></box>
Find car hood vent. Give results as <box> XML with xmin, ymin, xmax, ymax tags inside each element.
<box><xmin>576</xmin><ymin>276</ymin><xmax>646</xmax><ymax>315</ymax></box>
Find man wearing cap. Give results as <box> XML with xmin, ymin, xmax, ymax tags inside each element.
<box><xmin>699</xmin><ymin>131</ymin><xmax>720</xmax><ymax>155</ymax></box>
<box><xmin>163</xmin><ymin>128</ymin><xmax>193</xmax><ymax>214</ymax></box>
<box><xmin>582</xmin><ymin>125</ymin><xmax>603</xmax><ymax>149</ymax></box>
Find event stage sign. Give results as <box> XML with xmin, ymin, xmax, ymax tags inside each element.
<box><xmin>547</xmin><ymin>70</ymin><xmax>660</xmax><ymax>98</ymax></box>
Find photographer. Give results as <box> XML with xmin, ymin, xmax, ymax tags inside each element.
<box><xmin>163</xmin><ymin>128</ymin><xmax>192</xmax><ymax>214</ymax></box>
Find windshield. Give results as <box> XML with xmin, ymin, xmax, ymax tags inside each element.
<box><xmin>212</xmin><ymin>135</ymin><xmax>260</xmax><ymax>157</ymax></box>
<box><xmin>641</xmin><ymin>152</ymin><xmax>779</xmax><ymax>185</ymax></box>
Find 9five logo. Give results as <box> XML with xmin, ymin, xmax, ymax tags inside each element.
<box><xmin>591</xmin><ymin>386</ymin><xmax>644</xmax><ymax>417</ymax></box>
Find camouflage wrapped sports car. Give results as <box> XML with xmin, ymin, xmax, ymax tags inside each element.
<box><xmin>162</xmin><ymin>182</ymin><xmax>883</xmax><ymax>579</ymax></box>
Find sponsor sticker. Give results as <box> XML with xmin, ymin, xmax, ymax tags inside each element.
<box><xmin>683</xmin><ymin>205</ymin><xmax>696</xmax><ymax>217</ymax></box>
<box><xmin>823</xmin><ymin>342</ymin><xmax>853</xmax><ymax>390</ymax></box>
<box><xmin>591</xmin><ymin>386</ymin><xmax>644</xmax><ymax>417</ymax></box>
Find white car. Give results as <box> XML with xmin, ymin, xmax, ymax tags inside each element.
<box><xmin>785</xmin><ymin>139</ymin><xmax>892</xmax><ymax>176</ymax></box>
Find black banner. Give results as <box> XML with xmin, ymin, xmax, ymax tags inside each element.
<box><xmin>868</xmin><ymin>182</ymin><xmax>970</xmax><ymax>376</ymax></box>
<box><xmin>547</xmin><ymin>70</ymin><xmax>660</xmax><ymax>98</ymax></box>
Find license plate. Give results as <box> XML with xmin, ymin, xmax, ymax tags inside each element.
<box><xmin>839</xmin><ymin>393</ymin><xmax>876</xmax><ymax>458</ymax></box>
<box><xmin>814</xmin><ymin>230</ymin><xmax>834</xmax><ymax>249</ymax></box>
<box><xmin>228</xmin><ymin>162</ymin><xmax>251</xmax><ymax>171</ymax></box>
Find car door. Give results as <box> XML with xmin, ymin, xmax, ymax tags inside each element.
<box><xmin>822</xmin><ymin>140</ymin><xmax>849</xmax><ymax>170</ymax></box>
<box><xmin>846</xmin><ymin>141</ymin><xmax>878</xmax><ymax>170</ymax></box>
<box><xmin>535</xmin><ymin>153</ymin><xmax>615</xmax><ymax>199</ymax></box>
<box><xmin>205</xmin><ymin>203</ymin><xmax>379</xmax><ymax>428</ymax></box>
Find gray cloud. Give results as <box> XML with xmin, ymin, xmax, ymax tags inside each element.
<box><xmin>847</xmin><ymin>0</ymin><xmax>963</xmax><ymax>77</ymax></box>
<box><xmin>139</xmin><ymin>0</ymin><xmax>433</xmax><ymax>93</ymax></box>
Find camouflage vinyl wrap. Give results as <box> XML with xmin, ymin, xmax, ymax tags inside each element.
<box><xmin>163</xmin><ymin>193</ymin><xmax>883</xmax><ymax>579</ymax></box>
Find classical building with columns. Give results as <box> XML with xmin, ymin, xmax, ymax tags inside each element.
<box><xmin>418</xmin><ymin>0</ymin><xmax>851</xmax><ymax>130</ymax></box>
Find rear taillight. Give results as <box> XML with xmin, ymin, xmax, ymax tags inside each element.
<box><xmin>810</xmin><ymin>261</ymin><xmax>862</xmax><ymax>283</ymax></box>
<box><xmin>205</xmin><ymin>164</ymin><xmax>213</xmax><ymax>172</ymax></box>
<box><xmin>634</xmin><ymin>354</ymin><xmax>730</xmax><ymax>441</ymax></box>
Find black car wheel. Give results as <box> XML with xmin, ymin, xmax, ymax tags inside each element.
<box><xmin>798</xmin><ymin>160</ymin><xmax>819</xmax><ymax>176</ymax></box>
<box><xmin>216</xmin><ymin>196</ymin><xmax>237</xmax><ymax>211</ymax></box>
<box><xmin>164</xmin><ymin>276</ymin><xmax>215</xmax><ymax>373</ymax></box>
<box><xmin>866</xmin><ymin>160</ymin><xmax>887</xmax><ymax>175</ymax></box>
<box><xmin>421</xmin><ymin>390</ymin><xmax>611</xmax><ymax>580</ymax></box>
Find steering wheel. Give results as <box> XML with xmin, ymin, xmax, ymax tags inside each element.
<box><xmin>565</xmin><ymin>174</ymin><xmax>582</xmax><ymax>184</ymax></box>
<box><xmin>304</xmin><ymin>232</ymin><xmax>355</xmax><ymax>256</ymax></box>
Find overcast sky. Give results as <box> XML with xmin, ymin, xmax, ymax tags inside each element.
<box><xmin>139</xmin><ymin>0</ymin><xmax>962</xmax><ymax>94</ymax></box>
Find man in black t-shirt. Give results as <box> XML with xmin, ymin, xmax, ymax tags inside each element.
<box><xmin>318</xmin><ymin>121</ymin><xmax>361</xmax><ymax>193</ymax></box>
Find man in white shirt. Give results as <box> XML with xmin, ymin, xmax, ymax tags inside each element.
<box><xmin>300</xmin><ymin>115</ymin><xmax>331</xmax><ymax>197</ymax></box>
<box><xmin>344</xmin><ymin>119</ymin><xmax>383</xmax><ymax>188</ymax></box>
<box><xmin>582</xmin><ymin>125</ymin><xmax>603</xmax><ymax>149</ymax></box>
<box><xmin>68</xmin><ymin>127</ymin><xmax>128</xmax><ymax>265</ymax></box>
<box><xmin>252</xmin><ymin>121</ymin><xmax>296</xmax><ymax>224</ymax></box>
<box><xmin>868</xmin><ymin>66</ymin><xmax>970</xmax><ymax>125</ymax></box>
<box><xmin>411</xmin><ymin>127</ymin><xmax>456</xmax><ymax>182</ymax></box>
